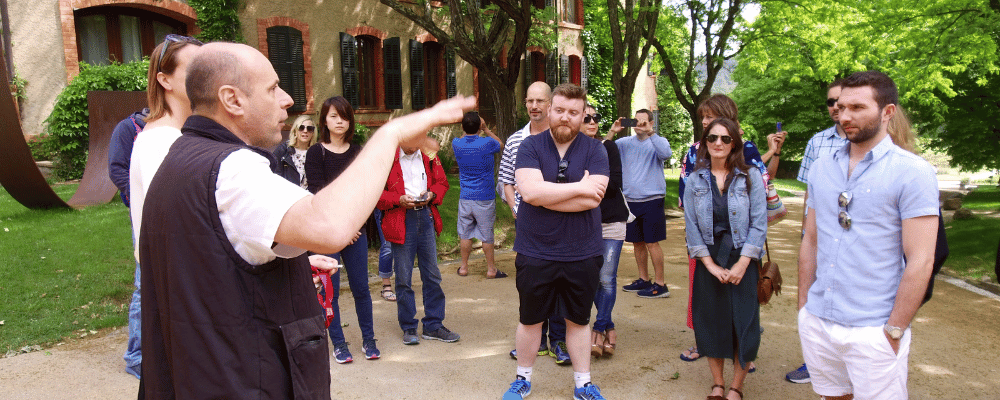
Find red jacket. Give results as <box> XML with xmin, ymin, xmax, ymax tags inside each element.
<box><xmin>377</xmin><ymin>150</ymin><xmax>449</xmax><ymax>244</ymax></box>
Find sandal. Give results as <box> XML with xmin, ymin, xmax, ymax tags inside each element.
<box><xmin>380</xmin><ymin>285</ymin><xmax>396</xmax><ymax>301</ymax></box>
<box><xmin>487</xmin><ymin>270</ymin><xmax>508</xmax><ymax>279</ymax></box>
<box><xmin>457</xmin><ymin>266</ymin><xmax>468</xmax><ymax>276</ymax></box>
<box><xmin>707</xmin><ymin>384</ymin><xmax>726</xmax><ymax>400</ymax></box>
<box><xmin>591</xmin><ymin>330</ymin><xmax>605</xmax><ymax>357</ymax></box>
<box><xmin>602</xmin><ymin>328</ymin><xmax>616</xmax><ymax>356</ymax></box>
<box><xmin>727</xmin><ymin>387</ymin><xmax>743</xmax><ymax>400</ymax></box>
<box><xmin>680</xmin><ymin>346</ymin><xmax>701</xmax><ymax>362</ymax></box>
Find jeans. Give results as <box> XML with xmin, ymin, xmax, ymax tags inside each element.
<box><xmin>374</xmin><ymin>209</ymin><xmax>393</xmax><ymax>279</ymax></box>
<box><xmin>392</xmin><ymin>208</ymin><xmax>446</xmax><ymax>332</ymax></box>
<box><xmin>124</xmin><ymin>229</ymin><xmax>141</xmax><ymax>379</ymax></box>
<box><xmin>593</xmin><ymin>239</ymin><xmax>624</xmax><ymax>332</ymax></box>
<box><xmin>326</xmin><ymin>232</ymin><xmax>375</xmax><ymax>343</ymax></box>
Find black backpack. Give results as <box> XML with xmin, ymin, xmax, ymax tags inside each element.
<box><xmin>921</xmin><ymin>211</ymin><xmax>949</xmax><ymax>305</ymax></box>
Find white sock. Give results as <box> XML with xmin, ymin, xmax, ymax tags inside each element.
<box><xmin>517</xmin><ymin>366</ymin><xmax>533</xmax><ymax>382</ymax></box>
<box><xmin>573</xmin><ymin>371</ymin><xmax>591</xmax><ymax>388</ymax></box>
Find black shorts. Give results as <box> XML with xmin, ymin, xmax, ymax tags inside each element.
<box><xmin>515</xmin><ymin>253</ymin><xmax>602</xmax><ymax>326</ymax></box>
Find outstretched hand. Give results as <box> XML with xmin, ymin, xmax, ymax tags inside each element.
<box><xmin>397</xmin><ymin>95</ymin><xmax>477</xmax><ymax>148</ymax></box>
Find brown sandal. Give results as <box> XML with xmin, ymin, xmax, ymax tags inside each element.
<box><xmin>591</xmin><ymin>331</ymin><xmax>605</xmax><ymax>357</ymax></box>
<box><xmin>707</xmin><ymin>384</ymin><xmax>726</xmax><ymax>400</ymax></box>
<box><xmin>727</xmin><ymin>387</ymin><xmax>743</xmax><ymax>400</ymax></box>
<box><xmin>602</xmin><ymin>328</ymin><xmax>616</xmax><ymax>356</ymax></box>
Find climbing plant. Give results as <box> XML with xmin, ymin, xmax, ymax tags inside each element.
<box><xmin>189</xmin><ymin>0</ymin><xmax>245</xmax><ymax>43</ymax></box>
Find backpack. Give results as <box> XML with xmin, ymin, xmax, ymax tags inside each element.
<box><xmin>921</xmin><ymin>211</ymin><xmax>949</xmax><ymax>305</ymax></box>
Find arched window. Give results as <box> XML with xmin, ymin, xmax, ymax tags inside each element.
<box><xmin>74</xmin><ymin>7</ymin><xmax>186</xmax><ymax>66</ymax></box>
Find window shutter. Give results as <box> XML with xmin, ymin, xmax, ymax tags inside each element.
<box><xmin>267</xmin><ymin>26</ymin><xmax>301</xmax><ymax>112</ymax></box>
<box><xmin>287</xmin><ymin>28</ymin><xmax>306</xmax><ymax>113</ymax></box>
<box><xmin>545</xmin><ymin>0</ymin><xmax>553</xmax><ymax>8</ymax></box>
<box><xmin>383</xmin><ymin>37</ymin><xmax>402</xmax><ymax>109</ymax></box>
<box><xmin>523</xmin><ymin>51</ymin><xmax>533</xmax><ymax>91</ymax></box>
<box><xmin>340</xmin><ymin>32</ymin><xmax>359</xmax><ymax>109</ymax></box>
<box><xmin>545</xmin><ymin>51</ymin><xmax>558</xmax><ymax>88</ymax></box>
<box><xmin>580</xmin><ymin>55</ymin><xmax>588</xmax><ymax>90</ymax></box>
<box><xmin>445</xmin><ymin>46</ymin><xmax>457</xmax><ymax>98</ymax></box>
<box><xmin>559</xmin><ymin>54</ymin><xmax>569</xmax><ymax>84</ymax></box>
<box><xmin>409</xmin><ymin>39</ymin><xmax>425</xmax><ymax>111</ymax></box>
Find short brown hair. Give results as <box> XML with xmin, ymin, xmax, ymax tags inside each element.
<box><xmin>697</xmin><ymin>94</ymin><xmax>739</xmax><ymax>125</ymax></box>
<box><xmin>636</xmin><ymin>108</ymin><xmax>654</xmax><ymax>121</ymax></box>
<box><xmin>552</xmin><ymin>83</ymin><xmax>587</xmax><ymax>102</ymax></box>
<box><xmin>318</xmin><ymin>96</ymin><xmax>355</xmax><ymax>144</ymax></box>
<box><xmin>828</xmin><ymin>78</ymin><xmax>845</xmax><ymax>90</ymax></box>
<box><xmin>842</xmin><ymin>70</ymin><xmax>898</xmax><ymax>109</ymax></box>
<box><xmin>147</xmin><ymin>39</ymin><xmax>202</xmax><ymax>120</ymax></box>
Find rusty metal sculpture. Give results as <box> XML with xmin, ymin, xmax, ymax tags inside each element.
<box><xmin>0</xmin><ymin>55</ymin><xmax>146</xmax><ymax>209</ymax></box>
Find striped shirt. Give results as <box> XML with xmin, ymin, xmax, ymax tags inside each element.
<box><xmin>498</xmin><ymin>123</ymin><xmax>532</xmax><ymax>213</ymax></box>
<box><xmin>797</xmin><ymin>125</ymin><xmax>848</xmax><ymax>184</ymax></box>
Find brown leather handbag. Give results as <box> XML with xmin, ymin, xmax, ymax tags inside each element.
<box><xmin>758</xmin><ymin>240</ymin><xmax>782</xmax><ymax>305</ymax></box>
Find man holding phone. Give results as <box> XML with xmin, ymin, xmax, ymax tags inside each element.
<box><xmin>377</xmin><ymin>143</ymin><xmax>458</xmax><ymax>345</ymax></box>
<box><xmin>607</xmin><ymin>109</ymin><xmax>673</xmax><ymax>299</ymax></box>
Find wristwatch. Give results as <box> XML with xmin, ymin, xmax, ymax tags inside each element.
<box><xmin>883</xmin><ymin>323</ymin><xmax>904</xmax><ymax>340</ymax></box>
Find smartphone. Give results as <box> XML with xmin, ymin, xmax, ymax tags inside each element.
<box><xmin>416</xmin><ymin>192</ymin><xmax>431</xmax><ymax>202</ymax></box>
<box><xmin>620</xmin><ymin>118</ymin><xmax>638</xmax><ymax>128</ymax></box>
<box><xmin>776</xmin><ymin>122</ymin><xmax>783</xmax><ymax>132</ymax></box>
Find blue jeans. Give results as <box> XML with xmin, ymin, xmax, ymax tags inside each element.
<box><xmin>326</xmin><ymin>232</ymin><xmax>375</xmax><ymax>343</ymax></box>
<box><xmin>124</xmin><ymin>229</ymin><xmax>141</xmax><ymax>378</ymax></box>
<box><xmin>374</xmin><ymin>209</ymin><xmax>393</xmax><ymax>279</ymax></box>
<box><xmin>392</xmin><ymin>208</ymin><xmax>446</xmax><ymax>332</ymax></box>
<box><xmin>593</xmin><ymin>239</ymin><xmax>624</xmax><ymax>332</ymax></box>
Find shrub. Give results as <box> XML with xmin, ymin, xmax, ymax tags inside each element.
<box><xmin>37</xmin><ymin>61</ymin><xmax>148</xmax><ymax>180</ymax></box>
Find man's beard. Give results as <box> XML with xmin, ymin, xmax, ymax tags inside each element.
<box><xmin>552</xmin><ymin>124</ymin><xmax>578</xmax><ymax>144</ymax></box>
<box><xmin>846</xmin><ymin>116</ymin><xmax>881</xmax><ymax>144</ymax></box>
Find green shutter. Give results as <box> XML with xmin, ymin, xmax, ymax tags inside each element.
<box><xmin>409</xmin><ymin>39</ymin><xmax>425</xmax><ymax>110</ymax></box>
<box><xmin>445</xmin><ymin>46</ymin><xmax>457</xmax><ymax>98</ymax></box>
<box><xmin>340</xmin><ymin>32</ymin><xmax>359</xmax><ymax>109</ymax></box>
<box><xmin>523</xmin><ymin>51</ymin><xmax>533</xmax><ymax>91</ymax></box>
<box><xmin>267</xmin><ymin>26</ymin><xmax>296</xmax><ymax>112</ymax></box>
<box><xmin>580</xmin><ymin>55</ymin><xmax>588</xmax><ymax>90</ymax></box>
<box><xmin>383</xmin><ymin>37</ymin><xmax>402</xmax><ymax>109</ymax></box>
<box><xmin>545</xmin><ymin>51</ymin><xmax>558</xmax><ymax>88</ymax></box>
<box><xmin>559</xmin><ymin>54</ymin><xmax>569</xmax><ymax>84</ymax></box>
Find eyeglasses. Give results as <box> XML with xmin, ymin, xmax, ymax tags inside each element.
<box><xmin>838</xmin><ymin>191</ymin><xmax>852</xmax><ymax>229</ymax></box>
<box><xmin>826</xmin><ymin>98</ymin><xmax>839</xmax><ymax>107</ymax></box>
<box><xmin>298</xmin><ymin>125</ymin><xmax>316</xmax><ymax>133</ymax></box>
<box><xmin>557</xmin><ymin>159</ymin><xmax>569</xmax><ymax>183</ymax></box>
<box><xmin>706</xmin><ymin>134</ymin><xmax>733</xmax><ymax>145</ymax></box>
<box><xmin>584</xmin><ymin>113</ymin><xmax>601</xmax><ymax>124</ymax></box>
<box><xmin>156</xmin><ymin>34</ymin><xmax>203</xmax><ymax>73</ymax></box>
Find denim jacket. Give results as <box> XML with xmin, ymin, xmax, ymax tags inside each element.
<box><xmin>683</xmin><ymin>166</ymin><xmax>767</xmax><ymax>260</ymax></box>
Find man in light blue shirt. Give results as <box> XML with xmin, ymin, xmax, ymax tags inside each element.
<box><xmin>608</xmin><ymin>109</ymin><xmax>672</xmax><ymax>298</ymax></box>
<box><xmin>798</xmin><ymin>70</ymin><xmax>938</xmax><ymax>400</ymax></box>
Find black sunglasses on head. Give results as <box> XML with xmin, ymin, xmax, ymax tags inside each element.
<box><xmin>584</xmin><ymin>113</ymin><xmax>602</xmax><ymax>124</ymax></box>
<box><xmin>826</xmin><ymin>98</ymin><xmax>838</xmax><ymax>107</ymax></box>
<box><xmin>157</xmin><ymin>34</ymin><xmax>203</xmax><ymax>73</ymax></box>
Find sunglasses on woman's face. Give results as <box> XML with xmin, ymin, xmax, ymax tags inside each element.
<box><xmin>584</xmin><ymin>113</ymin><xmax>601</xmax><ymax>124</ymax></box>
<box><xmin>706</xmin><ymin>134</ymin><xmax>733</xmax><ymax>144</ymax></box>
<box><xmin>156</xmin><ymin>34</ymin><xmax>203</xmax><ymax>73</ymax></box>
<box><xmin>298</xmin><ymin>125</ymin><xmax>316</xmax><ymax>133</ymax></box>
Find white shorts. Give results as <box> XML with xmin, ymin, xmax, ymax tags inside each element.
<box><xmin>797</xmin><ymin>307</ymin><xmax>910</xmax><ymax>399</ymax></box>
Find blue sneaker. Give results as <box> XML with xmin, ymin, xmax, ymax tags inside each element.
<box><xmin>510</xmin><ymin>343</ymin><xmax>549</xmax><ymax>359</ymax></box>
<box><xmin>637</xmin><ymin>282</ymin><xmax>670</xmax><ymax>299</ymax></box>
<box><xmin>502</xmin><ymin>377</ymin><xmax>531</xmax><ymax>399</ymax></box>
<box><xmin>362</xmin><ymin>338</ymin><xmax>380</xmax><ymax>360</ymax></box>
<box><xmin>332</xmin><ymin>342</ymin><xmax>353</xmax><ymax>364</ymax></box>
<box><xmin>622</xmin><ymin>278</ymin><xmax>651</xmax><ymax>292</ymax></box>
<box><xmin>785</xmin><ymin>363</ymin><xmax>810</xmax><ymax>383</ymax></box>
<box><xmin>549</xmin><ymin>341</ymin><xmax>571</xmax><ymax>365</ymax></box>
<box><xmin>573</xmin><ymin>383</ymin><xmax>606</xmax><ymax>400</ymax></box>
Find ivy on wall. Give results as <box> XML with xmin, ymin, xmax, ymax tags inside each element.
<box><xmin>188</xmin><ymin>0</ymin><xmax>244</xmax><ymax>43</ymax></box>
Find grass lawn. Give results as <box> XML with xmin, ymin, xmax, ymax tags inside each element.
<box><xmin>962</xmin><ymin>185</ymin><xmax>1000</xmax><ymax>212</ymax></box>
<box><xmin>0</xmin><ymin>184</ymin><xmax>135</xmax><ymax>354</ymax></box>
<box><xmin>435</xmin><ymin>174</ymin><xmax>515</xmax><ymax>254</ymax></box>
<box><xmin>944</xmin><ymin>217</ymin><xmax>999</xmax><ymax>280</ymax></box>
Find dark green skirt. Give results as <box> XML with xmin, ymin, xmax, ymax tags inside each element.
<box><xmin>692</xmin><ymin>243</ymin><xmax>761</xmax><ymax>368</ymax></box>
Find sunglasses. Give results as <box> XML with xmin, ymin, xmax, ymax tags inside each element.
<box><xmin>157</xmin><ymin>34</ymin><xmax>203</xmax><ymax>73</ymax></box>
<box><xmin>584</xmin><ymin>113</ymin><xmax>602</xmax><ymax>124</ymax></box>
<box><xmin>557</xmin><ymin>159</ymin><xmax>569</xmax><ymax>183</ymax></box>
<box><xmin>298</xmin><ymin>125</ymin><xmax>316</xmax><ymax>133</ymax></box>
<box><xmin>706</xmin><ymin>134</ymin><xmax>733</xmax><ymax>145</ymax></box>
<box><xmin>838</xmin><ymin>191</ymin><xmax>852</xmax><ymax>229</ymax></box>
<box><xmin>826</xmin><ymin>98</ymin><xmax>839</xmax><ymax>107</ymax></box>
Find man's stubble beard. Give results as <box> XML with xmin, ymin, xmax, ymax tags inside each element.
<box><xmin>846</xmin><ymin>115</ymin><xmax>882</xmax><ymax>144</ymax></box>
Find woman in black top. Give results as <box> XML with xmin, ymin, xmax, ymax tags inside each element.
<box><xmin>581</xmin><ymin>105</ymin><xmax>630</xmax><ymax>357</ymax></box>
<box><xmin>304</xmin><ymin>96</ymin><xmax>379</xmax><ymax>363</ymax></box>
<box><xmin>272</xmin><ymin>115</ymin><xmax>315</xmax><ymax>188</ymax></box>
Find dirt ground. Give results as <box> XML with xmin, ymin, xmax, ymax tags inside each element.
<box><xmin>2</xmin><ymin>196</ymin><xmax>999</xmax><ymax>399</ymax></box>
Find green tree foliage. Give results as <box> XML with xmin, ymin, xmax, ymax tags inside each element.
<box><xmin>603</xmin><ymin>0</ymin><xmax>661</xmax><ymax>126</ymax></box>
<box><xmin>37</xmin><ymin>61</ymin><xmax>148</xmax><ymax>180</ymax></box>
<box><xmin>734</xmin><ymin>0</ymin><xmax>999</xmax><ymax>167</ymax></box>
<box><xmin>189</xmin><ymin>0</ymin><xmax>245</xmax><ymax>43</ymax></box>
<box><xmin>655</xmin><ymin>75</ymin><xmax>695</xmax><ymax>158</ymax></box>
<box><xmin>583</xmin><ymin>0</ymin><xmax>618</xmax><ymax>129</ymax></box>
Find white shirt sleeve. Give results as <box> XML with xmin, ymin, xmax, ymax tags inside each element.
<box><xmin>216</xmin><ymin>149</ymin><xmax>310</xmax><ymax>265</ymax></box>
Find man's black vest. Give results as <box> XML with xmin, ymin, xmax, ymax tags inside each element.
<box><xmin>139</xmin><ymin>116</ymin><xmax>330</xmax><ymax>399</ymax></box>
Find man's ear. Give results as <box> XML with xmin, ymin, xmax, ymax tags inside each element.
<box><xmin>218</xmin><ymin>85</ymin><xmax>244</xmax><ymax>116</ymax></box>
<box><xmin>881</xmin><ymin>103</ymin><xmax>896</xmax><ymax>124</ymax></box>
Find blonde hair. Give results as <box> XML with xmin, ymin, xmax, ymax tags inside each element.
<box><xmin>887</xmin><ymin>106</ymin><xmax>917</xmax><ymax>154</ymax></box>
<box><xmin>287</xmin><ymin>115</ymin><xmax>317</xmax><ymax>147</ymax></box>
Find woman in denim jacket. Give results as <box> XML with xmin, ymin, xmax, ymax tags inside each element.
<box><xmin>683</xmin><ymin>118</ymin><xmax>767</xmax><ymax>400</ymax></box>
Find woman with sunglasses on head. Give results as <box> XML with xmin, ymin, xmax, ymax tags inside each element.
<box><xmin>304</xmin><ymin>96</ymin><xmax>381</xmax><ymax>363</ymax></box>
<box><xmin>678</xmin><ymin>94</ymin><xmax>778</xmax><ymax>368</ymax></box>
<box><xmin>684</xmin><ymin>118</ymin><xmax>766</xmax><ymax>400</ymax></box>
<box><xmin>580</xmin><ymin>105</ymin><xmax>629</xmax><ymax>358</ymax></box>
<box><xmin>273</xmin><ymin>115</ymin><xmax>316</xmax><ymax>188</ymax></box>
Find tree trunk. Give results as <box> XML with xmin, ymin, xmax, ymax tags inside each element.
<box><xmin>479</xmin><ymin>71</ymin><xmax>519</xmax><ymax>141</ymax></box>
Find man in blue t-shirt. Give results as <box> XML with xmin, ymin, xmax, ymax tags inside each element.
<box><xmin>502</xmin><ymin>83</ymin><xmax>610</xmax><ymax>400</ymax></box>
<box><xmin>452</xmin><ymin>111</ymin><xmax>505</xmax><ymax>278</ymax></box>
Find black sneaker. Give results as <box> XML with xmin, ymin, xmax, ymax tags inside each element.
<box><xmin>637</xmin><ymin>282</ymin><xmax>670</xmax><ymax>298</ymax></box>
<box><xmin>622</xmin><ymin>278</ymin><xmax>652</xmax><ymax>292</ymax></box>
<box><xmin>422</xmin><ymin>326</ymin><xmax>460</xmax><ymax>342</ymax></box>
<box><xmin>402</xmin><ymin>328</ymin><xmax>420</xmax><ymax>345</ymax></box>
